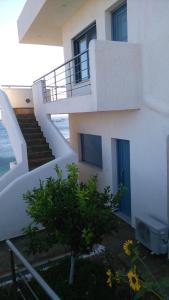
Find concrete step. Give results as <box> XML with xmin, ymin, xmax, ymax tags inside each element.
<box><xmin>28</xmin><ymin>150</ymin><xmax>53</xmax><ymax>159</ymax></box>
<box><xmin>27</xmin><ymin>144</ymin><xmax>50</xmax><ymax>152</ymax></box>
<box><xmin>24</xmin><ymin>132</ymin><xmax>44</xmax><ymax>140</ymax></box>
<box><xmin>16</xmin><ymin>114</ymin><xmax>36</xmax><ymax>120</ymax></box>
<box><xmin>14</xmin><ymin>108</ymin><xmax>34</xmax><ymax>115</ymax></box>
<box><xmin>15</xmin><ymin>109</ymin><xmax>55</xmax><ymax>171</ymax></box>
<box><xmin>26</xmin><ymin>138</ymin><xmax>47</xmax><ymax>146</ymax></box>
<box><xmin>18</xmin><ymin>120</ymin><xmax>39</xmax><ymax>128</ymax></box>
<box><xmin>22</xmin><ymin>127</ymin><xmax>42</xmax><ymax>134</ymax></box>
<box><xmin>29</xmin><ymin>156</ymin><xmax>55</xmax><ymax>170</ymax></box>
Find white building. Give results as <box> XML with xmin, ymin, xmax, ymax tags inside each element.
<box><xmin>17</xmin><ymin>0</ymin><xmax>169</xmax><ymax>227</ymax></box>
<box><xmin>0</xmin><ymin>0</ymin><xmax>168</xmax><ymax>240</ymax></box>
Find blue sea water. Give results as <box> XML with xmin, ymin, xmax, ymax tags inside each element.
<box><xmin>0</xmin><ymin>121</ymin><xmax>15</xmax><ymax>177</ymax></box>
<box><xmin>52</xmin><ymin>114</ymin><xmax>69</xmax><ymax>140</ymax></box>
<box><xmin>0</xmin><ymin>115</ymin><xmax>69</xmax><ymax>177</ymax></box>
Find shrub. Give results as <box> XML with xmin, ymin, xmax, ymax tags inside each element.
<box><xmin>23</xmin><ymin>163</ymin><xmax>123</xmax><ymax>284</ymax></box>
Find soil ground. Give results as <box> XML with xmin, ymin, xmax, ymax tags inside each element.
<box><xmin>0</xmin><ymin>216</ymin><xmax>169</xmax><ymax>281</ymax></box>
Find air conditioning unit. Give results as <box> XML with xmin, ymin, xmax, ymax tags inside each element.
<box><xmin>135</xmin><ymin>216</ymin><xmax>168</xmax><ymax>254</ymax></box>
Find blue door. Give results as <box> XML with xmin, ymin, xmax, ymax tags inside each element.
<box><xmin>117</xmin><ymin>139</ymin><xmax>131</xmax><ymax>218</ymax></box>
<box><xmin>112</xmin><ymin>3</ymin><xmax>128</xmax><ymax>41</ymax></box>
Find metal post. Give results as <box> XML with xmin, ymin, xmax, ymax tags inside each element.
<box><xmin>54</xmin><ymin>70</ymin><xmax>57</xmax><ymax>101</ymax></box>
<box><xmin>10</xmin><ymin>249</ymin><xmax>18</xmax><ymax>299</ymax></box>
<box><xmin>87</xmin><ymin>50</ymin><xmax>90</xmax><ymax>79</ymax></box>
<box><xmin>69</xmin><ymin>61</ymin><xmax>72</xmax><ymax>97</ymax></box>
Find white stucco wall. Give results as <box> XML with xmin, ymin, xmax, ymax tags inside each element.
<box><xmin>62</xmin><ymin>0</ymin><xmax>120</xmax><ymax>60</ymax></box>
<box><xmin>60</xmin><ymin>0</ymin><xmax>169</xmax><ymax>228</ymax></box>
<box><xmin>62</xmin><ymin>0</ymin><xmax>169</xmax><ymax>115</ymax></box>
<box><xmin>16</xmin><ymin>0</ymin><xmax>169</xmax><ymax>229</ymax></box>
<box><xmin>39</xmin><ymin>39</ymin><xmax>141</xmax><ymax>114</ymax></box>
<box><xmin>69</xmin><ymin>109</ymin><xmax>169</xmax><ymax>227</ymax></box>
<box><xmin>4</xmin><ymin>88</ymin><xmax>33</xmax><ymax>108</ymax></box>
<box><xmin>17</xmin><ymin>0</ymin><xmax>47</xmax><ymax>44</ymax></box>
<box><xmin>0</xmin><ymin>83</ymin><xmax>77</xmax><ymax>240</ymax></box>
<box><xmin>90</xmin><ymin>40</ymin><xmax>141</xmax><ymax>111</ymax></box>
<box><xmin>18</xmin><ymin>0</ymin><xmax>169</xmax><ymax>115</ymax></box>
<box><xmin>0</xmin><ymin>90</ymin><xmax>28</xmax><ymax>191</ymax></box>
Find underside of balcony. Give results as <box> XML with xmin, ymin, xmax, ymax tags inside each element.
<box><xmin>17</xmin><ymin>0</ymin><xmax>86</xmax><ymax>45</ymax></box>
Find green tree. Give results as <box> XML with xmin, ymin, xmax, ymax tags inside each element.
<box><xmin>23</xmin><ymin>164</ymin><xmax>123</xmax><ymax>284</ymax></box>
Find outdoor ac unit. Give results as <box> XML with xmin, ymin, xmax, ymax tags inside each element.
<box><xmin>135</xmin><ymin>216</ymin><xmax>168</xmax><ymax>255</ymax></box>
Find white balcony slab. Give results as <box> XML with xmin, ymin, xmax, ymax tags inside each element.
<box><xmin>18</xmin><ymin>0</ymin><xmax>86</xmax><ymax>45</ymax></box>
<box><xmin>34</xmin><ymin>40</ymin><xmax>142</xmax><ymax>114</ymax></box>
<box><xmin>90</xmin><ymin>40</ymin><xmax>142</xmax><ymax>111</ymax></box>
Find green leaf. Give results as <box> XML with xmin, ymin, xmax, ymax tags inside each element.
<box><xmin>23</xmin><ymin>163</ymin><xmax>123</xmax><ymax>280</ymax></box>
<box><xmin>133</xmin><ymin>288</ymin><xmax>146</xmax><ymax>300</ymax></box>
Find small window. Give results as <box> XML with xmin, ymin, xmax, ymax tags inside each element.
<box><xmin>80</xmin><ymin>133</ymin><xmax>102</xmax><ymax>168</ymax></box>
<box><xmin>73</xmin><ymin>23</ymin><xmax>97</xmax><ymax>83</ymax></box>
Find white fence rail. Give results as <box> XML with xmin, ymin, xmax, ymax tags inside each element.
<box><xmin>0</xmin><ymin>89</ymin><xmax>28</xmax><ymax>191</ymax></box>
<box><xmin>0</xmin><ymin>84</ymin><xmax>77</xmax><ymax>240</ymax></box>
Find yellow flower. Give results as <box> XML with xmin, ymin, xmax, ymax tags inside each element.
<box><xmin>123</xmin><ymin>240</ymin><xmax>133</xmax><ymax>256</ymax></box>
<box><xmin>106</xmin><ymin>269</ymin><xmax>113</xmax><ymax>288</ymax></box>
<box><xmin>106</xmin><ymin>269</ymin><xmax>112</xmax><ymax>276</ymax></box>
<box><xmin>127</xmin><ymin>268</ymin><xmax>141</xmax><ymax>292</ymax></box>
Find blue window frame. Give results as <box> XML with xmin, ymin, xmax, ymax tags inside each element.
<box><xmin>80</xmin><ymin>133</ymin><xmax>102</xmax><ymax>168</ymax></box>
<box><xmin>112</xmin><ymin>3</ymin><xmax>128</xmax><ymax>42</ymax></box>
<box><xmin>73</xmin><ymin>23</ymin><xmax>97</xmax><ymax>83</ymax></box>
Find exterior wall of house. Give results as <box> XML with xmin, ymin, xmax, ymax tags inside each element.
<box><xmin>3</xmin><ymin>88</ymin><xmax>33</xmax><ymax>108</ymax></box>
<box><xmin>62</xmin><ymin>0</ymin><xmax>169</xmax><ymax>115</ymax></box>
<box><xmin>62</xmin><ymin>0</ymin><xmax>119</xmax><ymax>60</ymax></box>
<box><xmin>61</xmin><ymin>0</ymin><xmax>169</xmax><ymax>226</ymax></box>
<box><xmin>17</xmin><ymin>0</ymin><xmax>169</xmax><ymax>228</ymax></box>
<box><xmin>59</xmin><ymin>0</ymin><xmax>169</xmax><ymax>225</ymax></box>
<box><xmin>69</xmin><ymin>109</ymin><xmax>169</xmax><ymax>226</ymax></box>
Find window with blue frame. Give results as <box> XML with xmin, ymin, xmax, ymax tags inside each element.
<box><xmin>112</xmin><ymin>3</ymin><xmax>128</xmax><ymax>42</ymax></box>
<box><xmin>80</xmin><ymin>133</ymin><xmax>102</xmax><ymax>168</ymax></box>
<box><xmin>73</xmin><ymin>23</ymin><xmax>97</xmax><ymax>83</ymax></box>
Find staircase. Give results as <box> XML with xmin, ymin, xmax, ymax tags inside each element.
<box><xmin>14</xmin><ymin>108</ymin><xmax>55</xmax><ymax>170</ymax></box>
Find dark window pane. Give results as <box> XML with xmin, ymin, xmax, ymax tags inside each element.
<box><xmin>73</xmin><ymin>23</ymin><xmax>96</xmax><ymax>83</ymax></box>
<box><xmin>112</xmin><ymin>3</ymin><xmax>128</xmax><ymax>42</ymax></box>
<box><xmin>80</xmin><ymin>134</ymin><xmax>102</xmax><ymax>168</ymax></box>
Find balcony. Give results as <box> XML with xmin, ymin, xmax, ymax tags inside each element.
<box><xmin>33</xmin><ymin>40</ymin><xmax>142</xmax><ymax>114</ymax></box>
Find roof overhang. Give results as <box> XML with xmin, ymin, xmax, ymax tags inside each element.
<box><xmin>17</xmin><ymin>0</ymin><xmax>86</xmax><ymax>46</ymax></box>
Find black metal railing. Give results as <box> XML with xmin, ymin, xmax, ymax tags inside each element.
<box><xmin>34</xmin><ymin>50</ymin><xmax>91</xmax><ymax>102</ymax></box>
<box><xmin>6</xmin><ymin>239</ymin><xmax>60</xmax><ymax>300</ymax></box>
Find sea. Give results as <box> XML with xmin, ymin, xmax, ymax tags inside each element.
<box><xmin>0</xmin><ymin>114</ymin><xmax>69</xmax><ymax>177</ymax></box>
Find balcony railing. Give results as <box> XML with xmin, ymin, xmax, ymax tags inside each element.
<box><xmin>6</xmin><ymin>239</ymin><xmax>60</xmax><ymax>300</ymax></box>
<box><xmin>34</xmin><ymin>50</ymin><xmax>91</xmax><ymax>102</ymax></box>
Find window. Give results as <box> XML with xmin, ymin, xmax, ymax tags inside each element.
<box><xmin>80</xmin><ymin>133</ymin><xmax>102</xmax><ymax>168</ymax></box>
<box><xmin>112</xmin><ymin>3</ymin><xmax>128</xmax><ymax>42</ymax></box>
<box><xmin>73</xmin><ymin>23</ymin><xmax>97</xmax><ymax>83</ymax></box>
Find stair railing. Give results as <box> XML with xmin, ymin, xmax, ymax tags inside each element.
<box><xmin>0</xmin><ymin>89</ymin><xmax>28</xmax><ymax>191</ymax></box>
